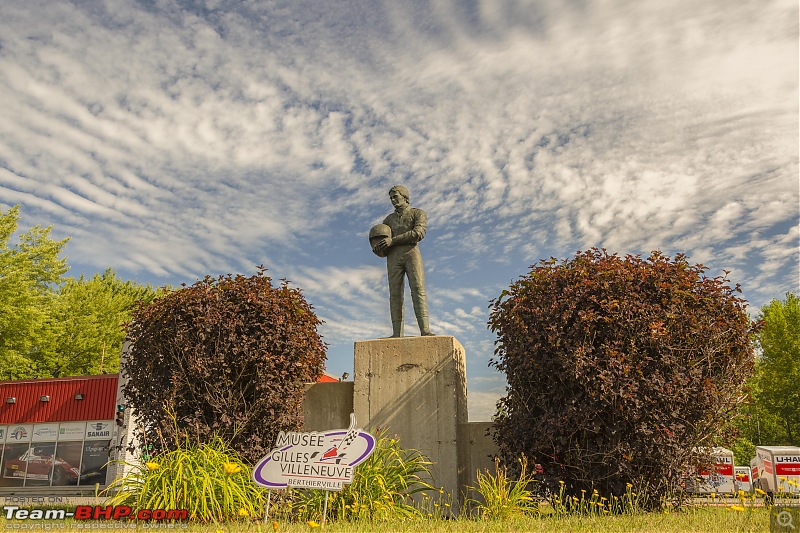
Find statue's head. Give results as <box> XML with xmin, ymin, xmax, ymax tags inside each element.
<box><xmin>389</xmin><ymin>185</ymin><xmax>410</xmax><ymax>209</ymax></box>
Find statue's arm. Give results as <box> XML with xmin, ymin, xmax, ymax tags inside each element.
<box><xmin>391</xmin><ymin>209</ymin><xmax>427</xmax><ymax>245</ymax></box>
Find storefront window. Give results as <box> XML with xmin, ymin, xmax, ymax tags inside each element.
<box><xmin>52</xmin><ymin>441</ymin><xmax>83</xmax><ymax>486</ymax></box>
<box><xmin>80</xmin><ymin>440</ymin><xmax>110</xmax><ymax>486</ymax></box>
<box><xmin>0</xmin><ymin>442</ymin><xmax>30</xmax><ymax>487</ymax></box>
<box><xmin>0</xmin><ymin>421</ymin><xmax>114</xmax><ymax>489</ymax></box>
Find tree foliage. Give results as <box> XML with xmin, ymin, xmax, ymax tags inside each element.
<box><xmin>732</xmin><ymin>294</ymin><xmax>798</xmax><ymax>463</ymax></box>
<box><xmin>0</xmin><ymin>205</ymin><xmax>156</xmax><ymax>379</ymax></box>
<box><xmin>752</xmin><ymin>293</ymin><xmax>799</xmax><ymax>443</ymax></box>
<box><xmin>0</xmin><ymin>205</ymin><xmax>69</xmax><ymax>379</ymax></box>
<box><xmin>123</xmin><ymin>269</ymin><xmax>327</xmax><ymax>463</ymax></box>
<box><xmin>488</xmin><ymin>249</ymin><xmax>757</xmax><ymax>508</ymax></box>
<box><xmin>51</xmin><ymin>269</ymin><xmax>158</xmax><ymax>376</ymax></box>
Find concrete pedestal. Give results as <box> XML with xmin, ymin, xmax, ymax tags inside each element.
<box><xmin>353</xmin><ymin>336</ymin><xmax>468</xmax><ymax>510</ymax></box>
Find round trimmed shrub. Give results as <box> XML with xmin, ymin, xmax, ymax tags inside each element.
<box><xmin>488</xmin><ymin>249</ymin><xmax>757</xmax><ymax>508</ymax></box>
<box><xmin>123</xmin><ymin>268</ymin><xmax>326</xmax><ymax>463</ymax></box>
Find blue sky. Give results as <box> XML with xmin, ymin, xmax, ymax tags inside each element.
<box><xmin>1</xmin><ymin>0</ymin><xmax>797</xmax><ymax>421</ymax></box>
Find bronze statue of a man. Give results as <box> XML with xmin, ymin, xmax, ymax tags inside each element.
<box><xmin>370</xmin><ymin>185</ymin><xmax>433</xmax><ymax>337</ymax></box>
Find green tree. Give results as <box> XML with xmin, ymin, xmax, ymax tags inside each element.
<box><xmin>488</xmin><ymin>249</ymin><xmax>757</xmax><ymax>509</ymax></box>
<box><xmin>731</xmin><ymin>376</ymin><xmax>789</xmax><ymax>465</ymax></box>
<box><xmin>754</xmin><ymin>293</ymin><xmax>799</xmax><ymax>443</ymax></box>
<box><xmin>49</xmin><ymin>269</ymin><xmax>158</xmax><ymax>377</ymax></box>
<box><xmin>0</xmin><ymin>205</ymin><xmax>69</xmax><ymax>379</ymax></box>
<box><xmin>123</xmin><ymin>269</ymin><xmax>327</xmax><ymax>463</ymax></box>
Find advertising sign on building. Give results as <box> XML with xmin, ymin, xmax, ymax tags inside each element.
<box><xmin>32</xmin><ymin>423</ymin><xmax>60</xmax><ymax>442</ymax></box>
<box><xmin>85</xmin><ymin>421</ymin><xmax>113</xmax><ymax>440</ymax></box>
<box><xmin>253</xmin><ymin>414</ymin><xmax>376</xmax><ymax>491</ymax></box>
<box><xmin>5</xmin><ymin>425</ymin><xmax>32</xmax><ymax>443</ymax></box>
<box><xmin>59</xmin><ymin>422</ymin><xmax>86</xmax><ymax>441</ymax></box>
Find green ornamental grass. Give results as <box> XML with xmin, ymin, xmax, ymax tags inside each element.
<box><xmin>466</xmin><ymin>455</ymin><xmax>539</xmax><ymax>519</ymax></box>
<box><xmin>292</xmin><ymin>431</ymin><xmax>434</xmax><ymax>522</ymax></box>
<box><xmin>104</xmin><ymin>435</ymin><xmax>267</xmax><ymax>522</ymax></box>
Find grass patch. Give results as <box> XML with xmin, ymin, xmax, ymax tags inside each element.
<box><xmin>290</xmin><ymin>431</ymin><xmax>434</xmax><ymax>522</ymax></box>
<box><xmin>0</xmin><ymin>506</ymin><xmax>771</xmax><ymax>532</ymax></box>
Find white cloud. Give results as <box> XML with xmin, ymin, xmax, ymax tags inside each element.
<box><xmin>0</xmin><ymin>0</ymin><xmax>796</xmax><ymax>394</ymax></box>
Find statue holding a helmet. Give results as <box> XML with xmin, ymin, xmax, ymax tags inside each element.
<box><xmin>369</xmin><ymin>185</ymin><xmax>433</xmax><ymax>338</ymax></box>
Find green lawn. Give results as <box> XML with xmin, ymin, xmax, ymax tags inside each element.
<box><xmin>0</xmin><ymin>507</ymin><xmax>772</xmax><ymax>532</ymax></box>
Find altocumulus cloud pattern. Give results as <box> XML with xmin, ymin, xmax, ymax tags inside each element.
<box><xmin>0</xmin><ymin>0</ymin><xmax>797</xmax><ymax>421</ymax></box>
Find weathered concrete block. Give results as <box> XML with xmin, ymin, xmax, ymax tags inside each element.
<box><xmin>459</xmin><ymin>421</ymin><xmax>499</xmax><ymax>494</ymax></box>
<box><xmin>353</xmin><ymin>336</ymin><xmax>468</xmax><ymax>511</ymax></box>
<box><xmin>303</xmin><ymin>381</ymin><xmax>354</xmax><ymax>431</ymax></box>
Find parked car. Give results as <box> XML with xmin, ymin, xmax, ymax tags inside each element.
<box><xmin>2</xmin><ymin>447</ymin><xmax>81</xmax><ymax>485</ymax></box>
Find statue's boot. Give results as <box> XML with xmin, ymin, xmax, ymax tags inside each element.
<box><xmin>391</xmin><ymin>320</ymin><xmax>404</xmax><ymax>338</ymax></box>
<box><xmin>418</xmin><ymin>314</ymin><xmax>434</xmax><ymax>336</ymax></box>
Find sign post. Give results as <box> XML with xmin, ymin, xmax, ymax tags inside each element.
<box><xmin>253</xmin><ymin>414</ymin><xmax>376</xmax><ymax>524</ymax></box>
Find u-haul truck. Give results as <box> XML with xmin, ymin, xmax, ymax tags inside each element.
<box><xmin>689</xmin><ymin>447</ymin><xmax>736</xmax><ymax>494</ymax></box>
<box><xmin>755</xmin><ymin>446</ymin><xmax>800</xmax><ymax>496</ymax></box>
<box><xmin>750</xmin><ymin>457</ymin><xmax>759</xmax><ymax>490</ymax></box>
<box><xmin>734</xmin><ymin>466</ymin><xmax>752</xmax><ymax>492</ymax></box>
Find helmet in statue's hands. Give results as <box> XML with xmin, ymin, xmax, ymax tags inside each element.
<box><xmin>369</xmin><ymin>224</ymin><xmax>392</xmax><ymax>258</ymax></box>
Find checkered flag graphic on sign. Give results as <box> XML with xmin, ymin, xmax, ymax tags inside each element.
<box><xmin>340</xmin><ymin>413</ymin><xmax>359</xmax><ymax>451</ymax></box>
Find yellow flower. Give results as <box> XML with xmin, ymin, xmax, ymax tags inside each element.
<box><xmin>728</xmin><ymin>505</ymin><xmax>745</xmax><ymax>512</ymax></box>
<box><xmin>559</xmin><ymin>480</ymin><xmax>565</xmax><ymax>485</ymax></box>
<box><xmin>710</xmin><ymin>492</ymin><xmax>716</xmax><ymax>499</ymax></box>
<box><xmin>779</xmin><ymin>476</ymin><xmax>788</xmax><ymax>481</ymax></box>
<box><xmin>223</xmin><ymin>462</ymin><xmax>242</xmax><ymax>475</ymax></box>
<box><xmin>238</xmin><ymin>508</ymin><xmax>249</xmax><ymax>517</ymax></box>
<box><xmin>272</xmin><ymin>522</ymin><xmax>279</xmax><ymax>532</ymax></box>
<box><xmin>626</xmin><ymin>483</ymin><xmax>633</xmax><ymax>489</ymax></box>
<box><xmin>145</xmin><ymin>462</ymin><xmax>160</xmax><ymax>470</ymax></box>
<box><xmin>307</xmin><ymin>520</ymin><xmax>319</xmax><ymax>529</ymax></box>
<box><xmin>755</xmin><ymin>488</ymin><xmax>767</xmax><ymax>496</ymax></box>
